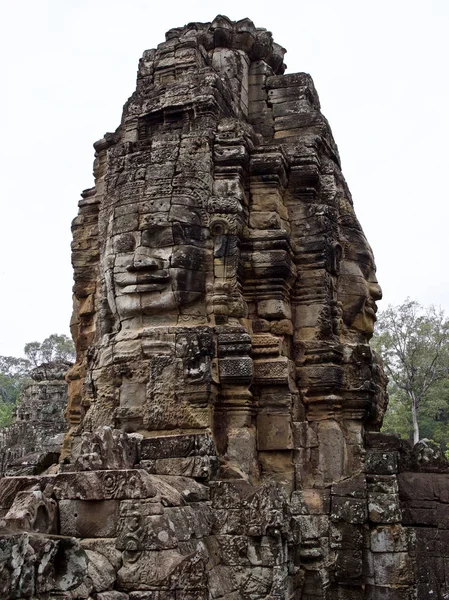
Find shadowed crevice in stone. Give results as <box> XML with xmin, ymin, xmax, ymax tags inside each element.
<box><xmin>0</xmin><ymin>15</ymin><xmax>442</xmax><ymax>600</ymax></box>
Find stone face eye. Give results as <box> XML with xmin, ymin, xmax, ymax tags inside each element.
<box><xmin>173</xmin><ymin>222</ymin><xmax>208</xmax><ymax>246</ymax></box>
<box><xmin>116</xmin><ymin>234</ymin><xmax>135</xmax><ymax>253</ymax></box>
<box><xmin>141</xmin><ymin>225</ymin><xmax>174</xmax><ymax>248</ymax></box>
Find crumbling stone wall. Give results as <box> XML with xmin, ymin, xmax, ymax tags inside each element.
<box><xmin>0</xmin><ymin>361</ymin><xmax>70</xmax><ymax>476</ymax></box>
<box><xmin>0</xmin><ymin>15</ymin><xmax>445</xmax><ymax>600</ymax></box>
<box><xmin>364</xmin><ymin>434</ymin><xmax>449</xmax><ymax>599</ymax></box>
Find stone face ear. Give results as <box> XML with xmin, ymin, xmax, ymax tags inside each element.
<box><xmin>330</xmin><ymin>241</ymin><xmax>342</xmax><ymax>275</ymax></box>
<box><xmin>7</xmin><ymin>16</ymin><xmax>441</xmax><ymax>600</ymax></box>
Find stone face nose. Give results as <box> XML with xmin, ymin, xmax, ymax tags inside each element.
<box><xmin>128</xmin><ymin>254</ymin><xmax>163</xmax><ymax>272</ymax></box>
<box><xmin>370</xmin><ymin>281</ymin><xmax>383</xmax><ymax>301</ymax></box>
<box><xmin>51</xmin><ymin>14</ymin><xmax>425</xmax><ymax>600</ymax></box>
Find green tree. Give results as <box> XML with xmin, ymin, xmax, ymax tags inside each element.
<box><xmin>381</xmin><ymin>383</ymin><xmax>413</xmax><ymax>440</ymax></box>
<box><xmin>418</xmin><ymin>379</ymin><xmax>449</xmax><ymax>450</ymax></box>
<box><xmin>0</xmin><ymin>400</ymin><xmax>15</xmax><ymax>427</ymax></box>
<box><xmin>0</xmin><ymin>356</ymin><xmax>30</xmax><ymax>427</ymax></box>
<box><xmin>24</xmin><ymin>333</ymin><xmax>75</xmax><ymax>367</ymax></box>
<box><xmin>0</xmin><ymin>356</ymin><xmax>31</xmax><ymax>405</ymax></box>
<box><xmin>373</xmin><ymin>300</ymin><xmax>449</xmax><ymax>445</ymax></box>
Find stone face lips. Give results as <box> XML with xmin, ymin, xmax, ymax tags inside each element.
<box><xmin>1</xmin><ymin>15</ymin><xmax>445</xmax><ymax>600</ymax></box>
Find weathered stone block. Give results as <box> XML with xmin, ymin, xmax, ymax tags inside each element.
<box><xmin>139</xmin><ymin>433</ymin><xmax>216</xmax><ymax>460</ymax></box>
<box><xmin>368</xmin><ymin>493</ymin><xmax>402</xmax><ymax>523</ymax></box>
<box><xmin>128</xmin><ymin>593</ymin><xmax>175</xmax><ymax>600</ymax></box>
<box><xmin>0</xmin><ymin>533</ymin><xmax>88</xmax><ymax>598</ymax></box>
<box><xmin>212</xmin><ymin>509</ymin><xmax>243</xmax><ymax>535</ymax></box>
<box><xmin>247</xmin><ymin>535</ymin><xmax>284</xmax><ymax>567</ymax></box>
<box><xmin>295</xmin><ymin>488</ymin><xmax>331</xmax><ymax>515</ymax></box>
<box><xmin>165</xmin><ymin>504</ymin><xmax>213</xmax><ymax>540</ymax></box>
<box><xmin>80</xmin><ymin>538</ymin><xmax>122</xmax><ymax>570</ymax></box>
<box><xmin>372</xmin><ymin>552</ymin><xmax>414</xmax><ymax>586</ymax></box>
<box><xmin>233</xmin><ymin>566</ymin><xmax>273</xmax><ymax>597</ymax></box>
<box><xmin>3</xmin><ymin>487</ymin><xmax>58</xmax><ymax>534</ymax></box>
<box><xmin>437</xmin><ymin>503</ymin><xmax>449</xmax><ymax>529</ymax></box>
<box><xmin>156</xmin><ymin>476</ymin><xmax>209</xmax><ymax>502</ymax></box>
<box><xmin>59</xmin><ymin>499</ymin><xmax>120</xmax><ymax>537</ymax></box>
<box><xmin>0</xmin><ymin>475</ymin><xmax>55</xmax><ymax>509</ymax></box>
<box><xmin>97</xmin><ymin>593</ymin><xmax>129</xmax><ymax>600</ymax></box>
<box><xmin>216</xmin><ymin>535</ymin><xmax>250</xmax><ymax>566</ymax></box>
<box><xmin>293</xmin><ymin>515</ymin><xmax>329</xmax><ymax>540</ymax></box>
<box><xmin>257</xmin><ymin>413</ymin><xmax>293</xmax><ymax>451</ymax></box>
<box><xmin>331</xmin><ymin>497</ymin><xmax>367</xmax><ymax>524</ymax></box>
<box><xmin>257</xmin><ymin>299</ymin><xmax>291</xmax><ymax>320</ymax></box>
<box><xmin>398</xmin><ymin>472</ymin><xmax>436</xmax><ymax>501</ymax></box>
<box><xmin>207</xmin><ymin>565</ymin><xmax>238</xmax><ymax>598</ymax></box>
<box><xmin>365</xmin><ymin>433</ymin><xmax>405</xmax><ymax>452</ymax></box>
<box><xmin>292</xmin><ymin>422</ymin><xmax>319</xmax><ymax>449</ymax></box>
<box><xmin>365</xmin><ymin>585</ymin><xmax>414</xmax><ymax>600</ymax></box>
<box><xmin>365</xmin><ymin>452</ymin><xmax>399</xmax><ymax>475</ymax></box>
<box><xmin>210</xmin><ymin>480</ymin><xmax>255</xmax><ymax>509</ymax></box>
<box><xmin>218</xmin><ymin>356</ymin><xmax>253</xmax><ymax>383</ymax></box>
<box><xmin>258</xmin><ymin>451</ymin><xmax>295</xmax><ymax>490</ymax></box>
<box><xmin>140</xmin><ymin>456</ymin><xmax>218</xmax><ymax>478</ymax></box>
<box><xmin>253</xmin><ymin>358</ymin><xmax>292</xmax><ymax>385</ymax></box>
<box><xmin>370</xmin><ymin>525</ymin><xmax>412</xmax><ymax>553</ymax></box>
<box><xmin>117</xmin><ymin>549</ymin><xmax>188</xmax><ymax>590</ymax></box>
<box><xmin>116</xmin><ymin>512</ymin><xmax>178</xmax><ymax>551</ymax></box>
<box><xmin>366</xmin><ymin>475</ymin><xmax>399</xmax><ymax>495</ymax></box>
<box><xmin>249</xmin><ymin>211</ymin><xmax>283</xmax><ymax>230</ymax></box>
<box><xmin>54</xmin><ymin>470</ymin><xmax>158</xmax><ymax>500</ymax></box>
<box><xmin>97</xmin><ymin>592</ymin><xmax>129</xmax><ymax>600</ymax></box>
<box><xmin>332</xmin><ymin>473</ymin><xmax>366</xmax><ymax>499</ymax></box>
<box><xmin>401</xmin><ymin>504</ymin><xmax>438</xmax><ymax>527</ymax></box>
<box><xmin>85</xmin><ymin>549</ymin><xmax>116</xmax><ymax>592</ymax></box>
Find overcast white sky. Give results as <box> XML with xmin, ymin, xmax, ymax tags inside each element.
<box><xmin>0</xmin><ymin>0</ymin><xmax>448</xmax><ymax>357</ymax></box>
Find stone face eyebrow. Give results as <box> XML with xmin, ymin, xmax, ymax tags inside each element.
<box><xmin>0</xmin><ymin>16</ymin><xmax>431</xmax><ymax>600</ymax></box>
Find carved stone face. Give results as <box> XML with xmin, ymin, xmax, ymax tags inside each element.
<box><xmin>338</xmin><ymin>229</ymin><xmax>382</xmax><ymax>337</ymax></box>
<box><xmin>103</xmin><ymin>210</ymin><xmax>209</xmax><ymax>322</ymax></box>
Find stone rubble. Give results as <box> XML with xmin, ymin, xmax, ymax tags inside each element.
<box><xmin>0</xmin><ymin>15</ymin><xmax>448</xmax><ymax>600</ymax></box>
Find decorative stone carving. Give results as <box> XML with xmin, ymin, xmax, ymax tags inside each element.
<box><xmin>71</xmin><ymin>426</ymin><xmax>139</xmax><ymax>471</ymax></box>
<box><xmin>2</xmin><ymin>15</ymin><xmax>447</xmax><ymax>600</ymax></box>
<box><xmin>0</xmin><ymin>532</ymin><xmax>88</xmax><ymax>599</ymax></box>
<box><xmin>3</xmin><ymin>485</ymin><xmax>58</xmax><ymax>533</ymax></box>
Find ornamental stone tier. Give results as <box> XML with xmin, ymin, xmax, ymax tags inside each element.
<box><xmin>0</xmin><ymin>16</ymin><xmax>448</xmax><ymax>600</ymax></box>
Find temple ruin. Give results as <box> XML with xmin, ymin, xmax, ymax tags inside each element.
<box><xmin>0</xmin><ymin>15</ymin><xmax>448</xmax><ymax>600</ymax></box>
<box><xmin>0</xmin><ymin>361</ymin><xmax>70</xmax><ymax>476</ymax></box>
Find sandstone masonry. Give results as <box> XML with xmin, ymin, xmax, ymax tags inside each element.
<box><xmin>0</xmin><ymin>16</ymin><xmax>446</xmax><ymax>600</ymax></box>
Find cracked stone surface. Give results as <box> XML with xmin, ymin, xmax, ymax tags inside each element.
<box><xmin>0</xmin><ymin>15</ymin><xmax>446</xmax><ymax>600</ymax></box>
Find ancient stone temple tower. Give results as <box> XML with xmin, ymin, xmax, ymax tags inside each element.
<box><xmin>65</xmin><ymin>14</ymin><xmax>384</xmax><ymax>479</ymax></box>
<box><xmin>1</xmin><ymin>16</ymin><xmax>447</xmax><ymax>600</ymax></box>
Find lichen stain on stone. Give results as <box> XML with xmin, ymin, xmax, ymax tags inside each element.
<box><xmin>0</xmin><ymin>15</ymin><xmax>446</xmax><ymax>600</ymax></box>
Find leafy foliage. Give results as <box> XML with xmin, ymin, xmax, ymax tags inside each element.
<box><xmin>24</xmin><ymin>334</ymin><xmax>75</xmax><ymax>367</ymax></box>
<box><xmin>381</xmin><ymin>385</ymin><xmax>413</xmax><ymax>439</ymax></box>
<box><xmin>0</xmin><ymin>357</ymin><xmax>30</xmax><ymax>405</ymax></box>
<box><xmin>0</xmin><ymin>400</ymin><xmax>15</xmax><ymax>428</ymax></box>
<box><xmin>373</xmin><ymin>300</ymin><xmax>449</xmax><ymax>446</ymax></box>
